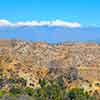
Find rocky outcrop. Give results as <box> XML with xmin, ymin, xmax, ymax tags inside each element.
<box><xmin>0</xmin><ymin>39</ymin><xmax>100</xmax><ymax>87</ymax></box>
<box><xmin>0</xmin><ymin>40</ymin><xmax>100</xmax><ymax>68</ymax></box>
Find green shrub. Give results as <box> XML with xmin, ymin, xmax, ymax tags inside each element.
<box><xmin>9</xmin><ymin>87</ymin><xmax>23</xmax><ymax>96</ymax></box>
<box><xmin>0</xmin><ymin>90</ymin><xmax>6</xmax><ymax>97</ymax></box>
<box><xmin>0</xmin><ymin>78</ymin><xmax>3</xmax><ymax>83</ymax></box>
<box><xmin>25</xmin><ymin>87</ymin><xmax>34</xmax><ymax>96</ymax></box>
<box><xmin>68</xmin><ymin>88</ymin><xmax>89</xmax><ymax>100</ymax></box>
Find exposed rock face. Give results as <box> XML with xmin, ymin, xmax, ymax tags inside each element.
<box><xmin>0</xmin><ymin>39</ymin><xmax>100</xmax><ymax>87</ymax></box>
<box><xmin>0</xmin><ymin>40</ymin><xmax>100</xmax><ymax>70</ymax></box>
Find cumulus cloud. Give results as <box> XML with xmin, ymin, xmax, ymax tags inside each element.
<box><xmin>0</xmin><ymin>19</ymin><xmax>81</xmax><ymax>28</ymax></box>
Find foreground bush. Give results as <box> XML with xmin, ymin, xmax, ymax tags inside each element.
<box><xmin>0</xmin><ymin>77</ymin><xmax>98</xmax><ymax>100</ymax></box>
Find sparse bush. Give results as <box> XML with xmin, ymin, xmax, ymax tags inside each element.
<box><xmin>0</xmin><ymin>78</ymin><xmax>3</xmax><ymax>83</ymax></box>
<box><xmin>0</xmin><ymin>90</ymin><xmax>6</xmax><ymax>97</ymax></box>
<box><xmin>17</xmin><ymin>77</ymin><xmax>27</xmax><ymax>87</ymax></box>
<box><xmin>9</xmin><ymin>87</ymin><xmax>23</xmax><ymax>96</ymax></box>
<box><xmin>25</xmin><ymin>87</ymin><xmax>34</xmax><ymax>96</ymax></box>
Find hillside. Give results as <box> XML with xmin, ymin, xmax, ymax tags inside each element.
<box><xmin>0</xmin><ymin>39</ymin><xmax>100</xmax><ymax>67</ymax></box>
<box><xmin>0</xmin><ymin>39</ymin><xmax>100</xmax><ymax>79</ymax></box>
<box><xmin>0</xmin><ymin>39</ymin><xmax>100</xmax><ymax>99</ymax></box>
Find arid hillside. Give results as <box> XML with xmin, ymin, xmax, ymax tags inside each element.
<box><xmin>0</xmin><ymin>39</ymin><xmax>100</xmax><ymax>88</ymax></box>
<box><xmin>0</xmin><ymin>39</ymin><xmax>100</xmax><ymax>67</ymax></box>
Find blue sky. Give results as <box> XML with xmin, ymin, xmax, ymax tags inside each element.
<box><xmin>0</xmin><ymin>0</ymin><xmax>99</xmax><ymax>26</ymax></box>
<box><xmin>0</xmin><ymin>0</ymin><xmax>100</xmax><ymax>43</ymax></box>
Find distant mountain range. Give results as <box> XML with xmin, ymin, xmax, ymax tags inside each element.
<box><xmin>0</xmin><ymin>26</ymin><xmax>100</xmax><ymax>43</ymax></box>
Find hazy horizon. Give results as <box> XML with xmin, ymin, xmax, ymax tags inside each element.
<box><xmin>0</xmin><ymin>0</ymin><xmax>100</xmax><ymax>42</ymax></box>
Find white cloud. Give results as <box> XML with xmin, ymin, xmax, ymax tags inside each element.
<box><xmin>0</xmin><ymin>19</ymin><xmax>81</xmax><ymax>28</ymax></box>
<box><xmin>50</xmin><ymin>20</ymin><xmax>81</xmax><ymax>27</ymax></box>
<box><xmin>0</xmin><ymin>19</ymin><xmax>13</xmax><ymax>26</ymax></box>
